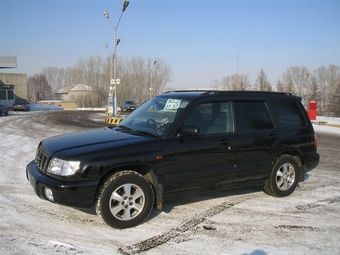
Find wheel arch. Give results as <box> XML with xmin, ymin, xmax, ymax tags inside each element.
<box><xmin>94</xmin><ymin>163</ymin><xmax>163</xmax><ymax>210</ymax></box>
<box><xmin>274</xmin><ymin>150</ymin><xmax>304</xmax><ymax>181</ymax></box>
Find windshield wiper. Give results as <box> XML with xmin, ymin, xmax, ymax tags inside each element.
<box><xmin>117</xmin><ymin>125</ymin><xmax>132</xmax><ymax>131</ymax></box>
<box><xmin>134</xmin><ymin>130</ymin><xmax>160</xmax><ymax>138</ymax></box>
<box><xmin>112</xmin><ymin>125</ymin><xmax>133</xmax><ymax>131</ymax></box>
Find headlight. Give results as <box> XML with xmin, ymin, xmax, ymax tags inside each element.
<box><xmin>47</xmin><ymin>158</ymin><xmax>80</xmax><ymax>176</ymax></box>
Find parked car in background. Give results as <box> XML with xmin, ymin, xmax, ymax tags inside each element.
<box><xmin>120</xmin><ymin>100</ymin><xmax>137</xmax><ymax>111</ymax></box>
<box><xmin>0</xmin><ymin>100</ymin><xmax>9</xmax><ymax>116</ymax></box>
<box><xmin>13</xmin><ymin>100</ymin><xmax>30</xmax><ymax>111</ymax></box>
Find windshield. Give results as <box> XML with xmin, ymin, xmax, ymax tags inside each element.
<box><xmin>117</xmin><ymin>96</ymin><xmax>190</xmax><ymax>137</ymax></box>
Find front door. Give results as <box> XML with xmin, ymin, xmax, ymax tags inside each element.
<box><xmin>164</xmin><ymin>101</ymin><xmax>237</xmax><ymax>199</ymax></box>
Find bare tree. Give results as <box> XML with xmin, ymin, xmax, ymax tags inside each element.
<box><xmin>255</xmin><ymin>68</ymin><xmax>272</xmax><ymax>91</ymax></box>
<box><xmin>210</xmin><ymin>79</ymin><xmax>221</xmax><ymax>90</ymax></box>
<box><xmin>27</xmin><ymin>74</ymin><xmax>53</xmax><ymax>102</ymax></box>
<box><xmin>74</xmin><ymin>56</ymin><xmax>108</xmax><ymax>107</ymax></box>
<box><xmin>311</xmin><ymin>65</ymin><xmax>340</xmax><ymax>115</ymax></box>
<box><xmin>281</xmin><ymin>66</ymin><xmax>311</xmax><ymax>97</ymax></box>
<box><xmin>276</xmin><ymin>79</ymin><xmax>285</xmax><ymax>92</ymax></box>
<box><xmin>307</xmin><ymin>75</ymin><xmax>320</xmax><ymax>101</ymax></box>
<box><xmin>219</xmin><ymin>74</ymin><xmax>250</xmax><ymax>90</ymax></box>
<box><xmin>115</xmin><ymin>57</ymin><xmax>172</xmax><ymax>106</ymax></box>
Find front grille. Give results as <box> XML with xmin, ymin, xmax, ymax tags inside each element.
<box><xmin>36</xmin><ymin>149</ymin><xmax>49</xmax><ymax>172</ymax></box>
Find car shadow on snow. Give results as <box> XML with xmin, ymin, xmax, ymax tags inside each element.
<box><xmin>147</xmin><ymin>185</ymin><xmax>264</xmax><ymax>222</ymax></box>
<box><xmin>72</xmin><ymin>186</ymin><xmax>264</xmax><ymax>223</ymax></box>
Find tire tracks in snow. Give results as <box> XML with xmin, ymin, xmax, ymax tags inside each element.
<box><xmin>119</xmin><ymin>193</ymin><xmax>340</xmax><ymax>254</ymax></box>
<box><xmin>118</xmin><ymin>196</ymin><xmax>251</xmax><ymax>254</ymax></box>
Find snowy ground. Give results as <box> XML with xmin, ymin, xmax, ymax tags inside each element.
<box><xmin>0</xmin><ymin>109</ymin><xmax>340</xmax><ymax>255</ymax></box>
<box><xmin>312</xmin><ymin>116</ymin><xmax>340</xmax><ymax>135</ymax></box>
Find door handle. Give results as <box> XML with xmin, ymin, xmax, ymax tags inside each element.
<box><xmin>267</xmin><ymin>134</ymin><xmax>278</xmax><ymax>139</ymax></box>
<box><xmin>217</xmin><ymin>139</ymin><xmax>229</xmax><ymax>145</ymax></box>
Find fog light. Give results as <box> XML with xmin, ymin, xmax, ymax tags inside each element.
<box><xmin>44</xmin><ymin>188</ymin><xmax>54</xmax><ymax>202</ymax></box>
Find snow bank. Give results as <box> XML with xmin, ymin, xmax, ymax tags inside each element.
<box><xmin>30</xmin><ymin>103</ymin><xmax>63</xmax><ymax>111</ymax></box>
<box><xmin>313</xmin><ymin>116</ymin><xmax>340</xmax><ymax>136</ymax></box>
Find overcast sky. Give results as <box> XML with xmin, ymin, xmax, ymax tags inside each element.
<box><xmin>1</xmin><ymin>0</ymin><xmax>339</xmax><ymax>89</ymax></box>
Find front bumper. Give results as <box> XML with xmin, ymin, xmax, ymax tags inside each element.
<box><xmin>26</xmin><ymin>160</ymin><xmax>99</xmax><ymax>208</ymax></box>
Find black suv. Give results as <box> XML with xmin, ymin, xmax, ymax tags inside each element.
<box><xmin>26</xmin><ymin>91</ymin><xmax>319</xmax><ymax>229</ymax></box>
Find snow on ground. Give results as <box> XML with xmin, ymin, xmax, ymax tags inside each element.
<box><xmin>313</xmin><ymin>116</ymin><xmax>340</xmax><ymax>135</ymax></box>
<box><xmin>0</xmin><ymin>110</ymin><xmax>339</xmax><ymax>255</ymax></box>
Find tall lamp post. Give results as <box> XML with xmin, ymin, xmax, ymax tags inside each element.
<box><xmin>103</xmin><ymin>0</ymin><xmax>129</xmax><ymax>116</ymax></box>
<box><xmin>147</xmin><ymin>61</ymin><xmax>157</xmax><ymax>98</ymax></box>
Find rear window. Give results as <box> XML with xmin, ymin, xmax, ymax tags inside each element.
<box><xmin>271</xmin><ymin>100</ymin><xmax>306</xmax><ymax>128</ymax></box>
<box><xmin>15</xmin><ymin>100</ymin><xmax>28</xmax><ymax>104</ymax></box>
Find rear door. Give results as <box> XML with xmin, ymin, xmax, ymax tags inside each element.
<box><xmin>233</xmin><ymin>100</ymin><xmax>283</xmax><ymax>182</ymax></box>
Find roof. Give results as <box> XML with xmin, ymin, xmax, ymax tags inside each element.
<box><xmin>58</xmin><ymin>84</ymin><xmax>93</xmax><ymax>93</ymax></box>
<box><xmin>0</xmin><ymin>56</ymin><xmax>17</xmax><ymax>69</ymax></box>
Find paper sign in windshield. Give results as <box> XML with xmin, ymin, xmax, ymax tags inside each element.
<box><xmin>164</xmin><ymin>99</ymin><xmax>182</xmax><ymax>110</ymax></box>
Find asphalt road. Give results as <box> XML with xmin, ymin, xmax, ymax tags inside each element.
<box><xmin>0</xmin><ymin>110</ymin><xmax>339</xmax><ymax>255</ymax></box>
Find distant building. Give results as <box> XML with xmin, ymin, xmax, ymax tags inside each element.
<box><xmin>57</xmin><ymin>83</ymin><xmax>94</xmax><ymax>108</ymax></box>
<box><xmin>0</xmin><ymin>56</ymin><xmax>17</xmax><ymax>68</ymax></box>
<box><xmin>0</xmin><ymin>56</ymin><xmax>28</xmax><ymax>107</ymax></box>
<box><xmin>57</xmin><ymin>83</ymin><xmax>93</xmax><ymax>100</ymax></box>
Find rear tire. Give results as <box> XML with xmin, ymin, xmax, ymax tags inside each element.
<box><xmin>96</xmin><ymin>171</ymin><xmax>154</xmax><ymax>229</ymax></box>
<box><xmin>264</xmin><ymin>155</ymin><xmax>299</xmax><ymax>197</ymax></box>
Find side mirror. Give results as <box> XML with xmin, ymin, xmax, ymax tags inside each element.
<box><xmin>179</xmin><ymin>125</ymin><xmax>200</xmax><ymax>137</ymax></box>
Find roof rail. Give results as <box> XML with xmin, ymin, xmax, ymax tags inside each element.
<box><xmin>163</xmin><ymin>90</ymin><xmax>292</xmax><ymax>96</ymax></box>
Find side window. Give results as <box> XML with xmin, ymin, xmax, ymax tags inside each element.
<box><xmin>206</xmin><ymin>102</ymin><xmax>234</xmax><ymax>134</ymax></box>
<box><xmin>235</xmin><ymin>101</ymin><xmax>274</xmax><ymax>132</ymax></box>
<box><xmin>271</xmin><ymin>100</ymin><xmax>306</xmax><ymax>128</ymax></box>
<box><xmin>8</xmin><ymin>91</ymin><xmax>14</xmax><ymax>100</ymax></box>
<box><xmin>183</xmin><ymin>101</ymin><xmax>234</xmax><ymax>135</ymax></box>
<box><xmin>0</xmin><ymin>91</ymin><xmax>6</xmax><ymax>100</ymax></box>
<box><xmin>183</xmin><ymin>103</ymin><xmax>212</xmax><ymax>134</ymax></box>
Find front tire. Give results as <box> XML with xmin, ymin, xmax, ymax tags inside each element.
<box><xmin>96</xmin><ymin>171</ymin><xmax>154</xmax><ymax>229</ymax></box>
<box><xmin>264</xmin><ymin>155</ymin><xmax>299</xmax><ymax>197</ymax></box>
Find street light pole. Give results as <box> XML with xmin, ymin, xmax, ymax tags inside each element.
<box><xmin>148</xmin><ymin>61</ymin><xmax>157</xmax><ymax>98</ymax></box>
<box><xmin>103</xmin><ymin>42</ymin><xmax>113</xmax><ymax>99</ymax></box>
<box><xmin>103</xmin><ymin>0</ymin><xmax>129</xmax><ymax>116</ymax></box>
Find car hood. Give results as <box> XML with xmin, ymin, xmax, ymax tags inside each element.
<box><xmin>40</xmin><ymin>127</ymin><xmax>155</xmax><ymax>156</ymax></box>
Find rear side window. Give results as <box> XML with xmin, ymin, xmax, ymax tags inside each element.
<box><xmin>271</xmin><ymin>100</ymin><xmax>306</xmax><ymax>128</ymax></box>
<box><xmin>234</xmin><ymin>101</ymin><xmax>274</xmax><ymax>132</ymax></box>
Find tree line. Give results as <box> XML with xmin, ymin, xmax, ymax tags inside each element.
<box><xmin>212</xmin><ymin>64</ymin><xmax>340</xmax><ymax>116</ymax></box>
<box><xmin>27</xmin><ymin>56</ymin><xmax>172</xmax><ymax>108</ymax></box>
<box><xmin>27</xmin><ymin>56</ymin><xmax>340</xmax><ymax>116</ymax></box>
